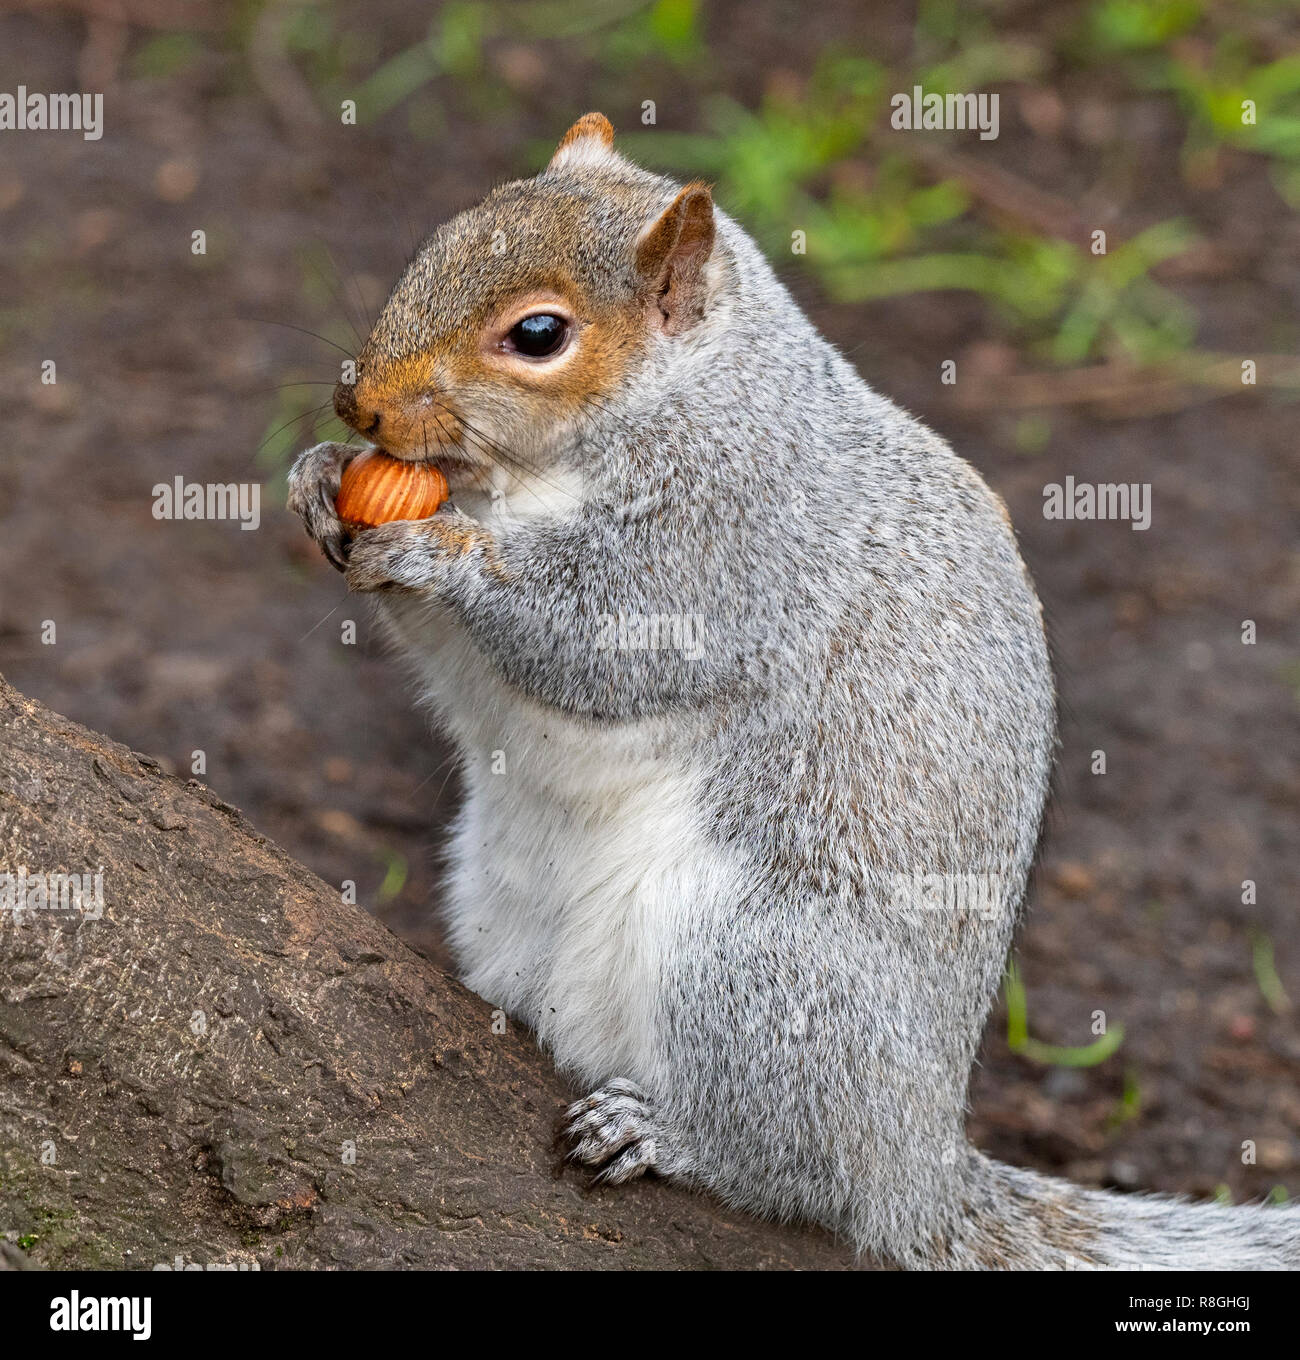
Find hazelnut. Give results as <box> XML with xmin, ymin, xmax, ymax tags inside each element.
<box><xmin>335</xmin><ymin>449</ymin><xmax>448</xmax><ymax>529</ymax></box>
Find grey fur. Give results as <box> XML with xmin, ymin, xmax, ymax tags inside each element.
<box><xmin>288</xmin><ymin>128</ymin><xmax>1298</xmax><ymax>1270</ymax></box>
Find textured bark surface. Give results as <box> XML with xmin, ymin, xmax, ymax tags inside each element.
<box><xmin>0</xmin><ymin>675</ymin><xmax>854</xmax><ymax>1270</ymax></box>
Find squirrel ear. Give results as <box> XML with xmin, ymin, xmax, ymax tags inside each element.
<box><xmin>547</xmin><ymin>112</ymin><xmax>616</xmax><ymax>172</ymax></box>
<box><xmin>635</xmin><ymin>182</ymin><xmax>716</xmax><ymax>334</ymax></box>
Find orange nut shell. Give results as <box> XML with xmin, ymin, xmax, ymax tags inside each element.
<box><xmin>335</xmin><ymin>450</ymin><xmax>449</xmax><ymax>529</ymax></box>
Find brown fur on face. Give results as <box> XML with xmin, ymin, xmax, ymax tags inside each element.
<box><xmin>334</xmin><ymin>353</ymin><xmax>460</xmax><ymax>461</ymax></box>
<box><xmin>331</xmin><ymin>115</ymin><xmax>714</xmax><ymax>470</ymax></box>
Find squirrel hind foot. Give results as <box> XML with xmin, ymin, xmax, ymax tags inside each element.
<box><xmin>563</xmin><ymin>1078</ymin><xmax>665</xmax><ymax>1184</ymax></box>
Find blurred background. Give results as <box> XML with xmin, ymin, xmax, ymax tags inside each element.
<box><xmin>0</xmin><ymin>0</ymin><xmax>1297</xmax><ymax>1210</ymax></box>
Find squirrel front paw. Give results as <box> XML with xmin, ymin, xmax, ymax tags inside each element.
<box><xmin>287</xmin><ymin>441</ymin><xmax>362</xmax><ymax>572</ymax></box>
<box><xmin>564</xmin><ymin>1078</ymin><xmax>666</xmax><ymax>1185</ymax></box>
<box><xmin>344</xmin><ymin>509</ymin><xmax>494</xmax><ymax>594</ymax></box>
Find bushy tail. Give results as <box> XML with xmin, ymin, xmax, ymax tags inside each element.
<box><xmin>933</xmin><ymin>1152</ymin><xmax>1300</xmax><ymax>1270</ymax></box>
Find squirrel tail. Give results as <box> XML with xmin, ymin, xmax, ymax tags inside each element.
<box><xmin>919</xmin><ymin>1151</ymin><xmax>1300</xmax><ymax>1270</ymax></box>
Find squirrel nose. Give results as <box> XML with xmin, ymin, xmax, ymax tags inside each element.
<box><xmin>333</xmin><ymin>379</ymin><xmax>460</xmax><ymax>458</ymax></box>
<box><xmin>333</xmin><ymin>380</ymin><xmax>380</xmax><ymax>436</ymax></box>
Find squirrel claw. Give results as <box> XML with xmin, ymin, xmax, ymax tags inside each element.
<box><xmin>592</xmin><ymin>1138</ymin><xmax>659</xmax><ymax>1185</ymax></box>
<box><xmin>287</xmin><ymin>441</ymin><xmax>361</xmax><ymax>575</ymax></box>
<box><xmin>563</xmin><ymin>1079</ymin><xmax>662</xmax><ymax>1183</ymax></box>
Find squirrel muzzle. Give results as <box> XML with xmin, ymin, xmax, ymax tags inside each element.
<box><xmin>334</xmin><ymin>356</ymin><xmax>462</xmax><ymax>461</ymax></box>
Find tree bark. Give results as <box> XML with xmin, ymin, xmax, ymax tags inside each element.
<box><xmin>0</xmin><ymin>675</ymin><xmax>854</xmax><ymax>1270</ymax></box>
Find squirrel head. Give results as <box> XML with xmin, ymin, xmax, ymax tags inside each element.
<box><xmin>333</xmin><ymin>113</ymin><xmax>719</xmax><ymax>477</ymax></box>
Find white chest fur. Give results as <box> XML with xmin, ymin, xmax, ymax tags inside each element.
<box><xmin>377</xmin><ymin>593</ymin><xmax>732</xmax><ymax>1089</ymax></box>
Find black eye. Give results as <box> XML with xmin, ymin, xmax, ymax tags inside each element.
<box><xmin>506</xmin><ymin>313</ymin><xmax>568</xmax><ymax>358</ymax></box>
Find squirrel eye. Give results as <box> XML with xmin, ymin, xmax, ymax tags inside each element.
<box><xmin>505</xmin><ymin>313</ymin><xmax>568</xmax><ymax>359</ymax></box>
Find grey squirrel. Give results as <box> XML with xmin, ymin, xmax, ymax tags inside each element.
<box><xmin>288</xmin><ymin>113</ymin><xmax>1298</xmax><ymax>1269</ymax></box>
